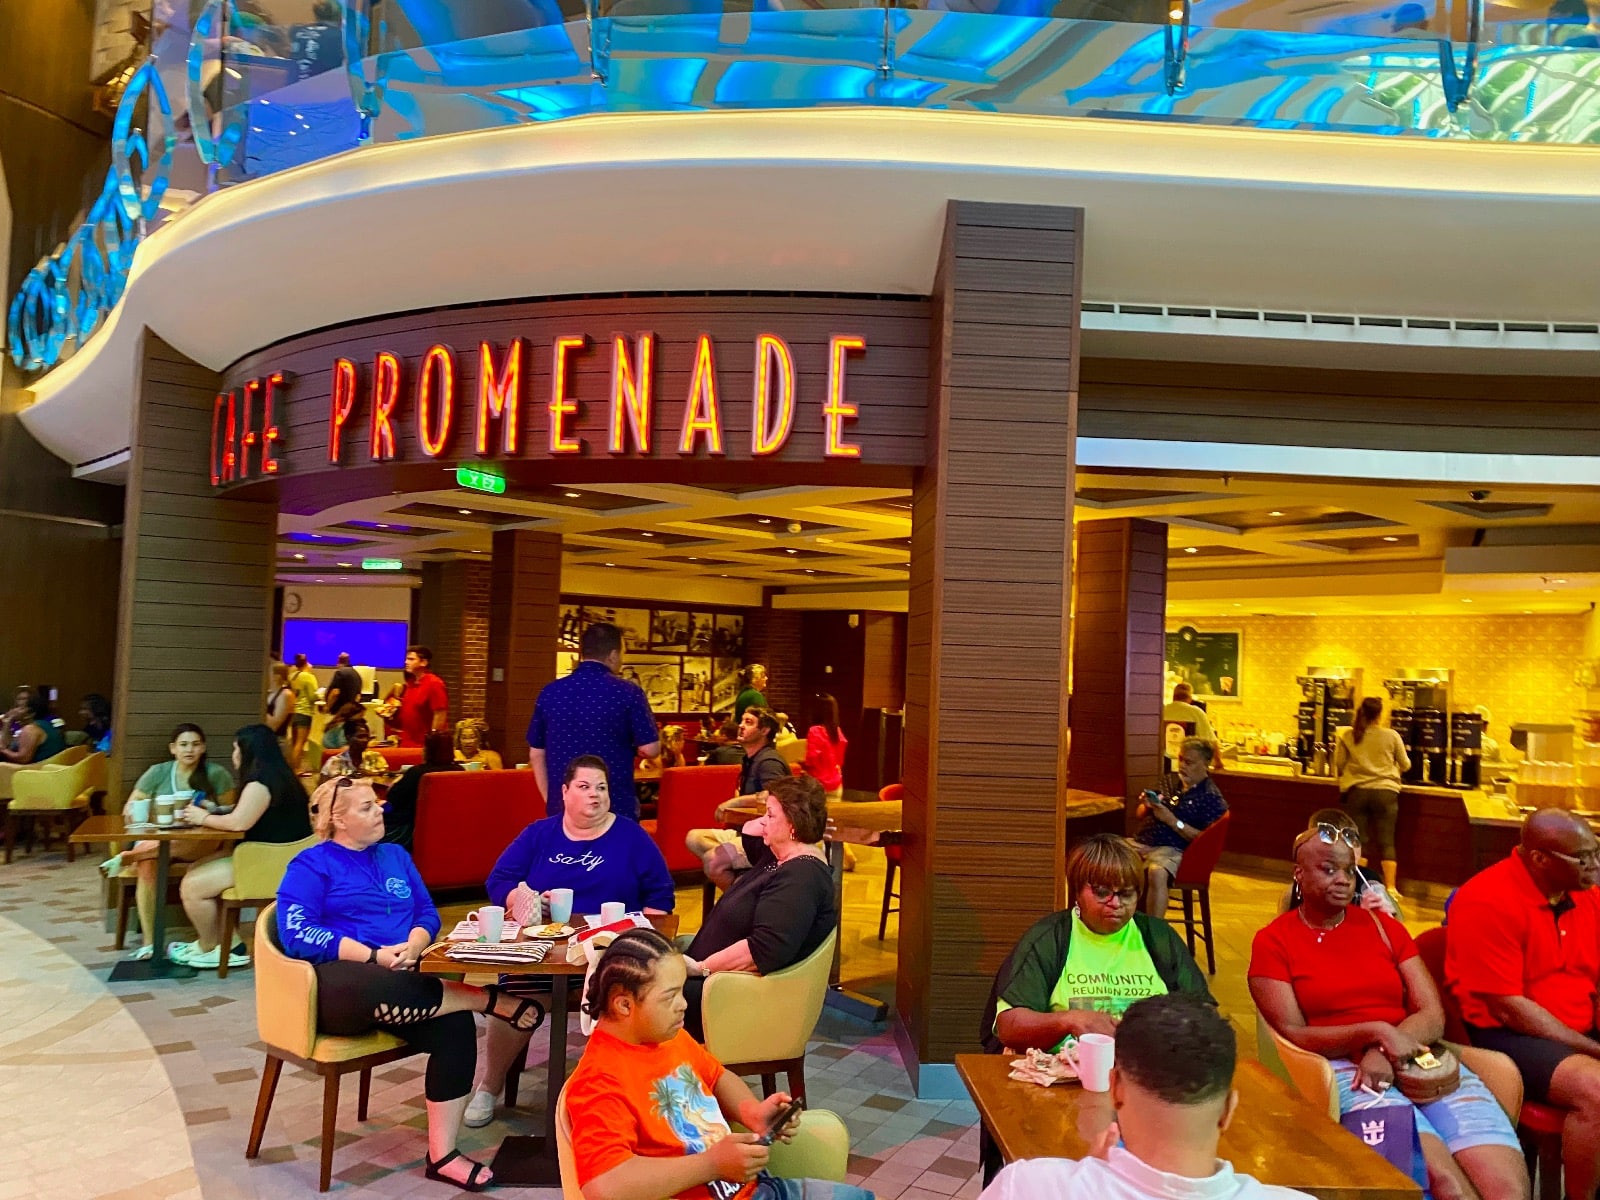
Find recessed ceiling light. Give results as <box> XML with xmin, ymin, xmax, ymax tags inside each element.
<box><xmin>1524</xmin><ymin>610</ymin><xmax>1534</xmax><ymax>614</ymax></box>
<box><xmin>688</xmin><ymin>556</ymin><xmax>699</xmax><ymax>561</ymax></box>
<box><xmin>603</xmin><ymin>562</ymin><xmax>615</xmax><ymax>568</ymax></box>
<box><xmin>757</xmin><ymin>517</ymin><xmax>772</xmax><ymax>524</ymax></box>
<box><xmin>1184</xmin><ymin>546</ymin><xmax>1199</xmax><ymax>554</ymax></box>
<box><xmin>1461</xmin><ymin>598</ymin><xmax>1473</xmax><ymax>603</ymax></box>
<box><xmin>1542</xmin><ymin>588</ymin><xmax>1556</xmax><ymax>594</ymax></box>
<box><xmin>1382</xmin><ymin>536</ymin><xmax>1399</xmax><ymax>542</ymax></box>
<box><xmin>803</xmin><ymin>569</ymin><xmax>816</xmax><ymax>574</ymax></box>
<box><xmin>376</xmin><ymin>523</ymin><xmax>388</xmax><ymax>529</ymax></box>
<box><xmin>315</xmin><ymin>578</ymin><xmax>324</xmax><ymax>583</ymax></box>
<box><xmin>1268</xmin><ymin>511</ymin><xmax>1284</xmax><ymax>517</ymax></box>
<box><xmin>458</xmin><ymin>508</ymin><xmax>472</xmax><ymax>515</ymax></box>
<box><xmin>641</xmin><ymin>531</ymin><xmax>654</xmax><ymax>537</ymax></box>
<box><xmin>564</xmin><ymin>491</ymin><xmax>581</xmax><ymax>499</ymax></box>
<box><xmin>337</xmin><ymin>562</ymin><xmax>352</xmax><ymax>568</ymax></box>
<box><xmin>1554</xmin><ymin>578</ymin><xmax>1568</xmax><ymax>585</ymax></box>
<box><xmin>293</xmin><ymin>553</ymin><xmax>305</xmax><ymax>560</ymax></box>
<box><xmin>785</xmin><ymin>548</ymin><xmax>798</xmax><ymax>555</ymax></box>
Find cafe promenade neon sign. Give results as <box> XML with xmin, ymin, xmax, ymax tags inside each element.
<box><xmin>212</xmin><ymin>331</ymin><xmax>869</xmax><ymax>486</ymax></box>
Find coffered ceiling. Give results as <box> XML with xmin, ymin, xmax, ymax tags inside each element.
<box><xmin>276</xmin><ymin>471</ymin><xmax>1600</xmax><ymax>617</ymax></box>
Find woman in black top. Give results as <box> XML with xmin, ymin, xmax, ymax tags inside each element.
<box><xmin>380</xmin><ymin>729</ymin><xmax>462</xmax><ymax>853</ymax></box>
<box><xmin>168</xmin><ymin>724</ymin><xmax>313</xmax><ymax>971</ymax></box>
<box><xmin>680</xmin><ymin>773</ymin><xmax>836</xmax><ymax>1039</ymax></box>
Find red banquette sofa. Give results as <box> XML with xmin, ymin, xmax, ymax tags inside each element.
<box><xmin>643</xmin><ymin>764</ymin><xmax>741</xmax><ymax>875</ymax></box>
<box><xmin>411</xmin><ymin>768</ymin><xmax>545</xmax><ymax>890</ymax></box>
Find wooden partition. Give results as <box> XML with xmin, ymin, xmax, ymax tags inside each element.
<box><xmin>112</xmin><ymin>335</ymin><xmax>276</xmax><ymax>794</ymax></box>
<box><xmin>898</xmin><ymin>201</ymin><xmax>1081</xmax><ymax>1084</ymax></box>
<box><xmin>1067</xmin><ymin>518</ymin><xmax>1168</xmax><ymax>809</ymax></box>
<box><xmin>486</xmin><ymin>530</ymin><xmax>561</xmax><ymax>757</ymax></box>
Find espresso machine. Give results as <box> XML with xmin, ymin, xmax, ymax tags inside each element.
<box><xmin>1450</xmin><ymin>711</ymin><xmax>1484</xmax><ymax>789</ymax></box>
<box><xmin>1385</xmin><ymin>669</ymin><xmax>1453</xmax><ymax>787</ymax></box>
<box><xmin>1296</xmin><ymin>669</ymin><xmax>1361</xmax><ymax>775</ymax></box>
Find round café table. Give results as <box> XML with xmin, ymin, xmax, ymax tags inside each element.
<box><xmin>70</xmin><ymin>813</ymin><xmax>245</xmax><ymax>982</ymax></box>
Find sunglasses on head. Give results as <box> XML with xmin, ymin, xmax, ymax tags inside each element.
<box><xmin>1313</xmin><ymin>823</ymin><xmax>1361</xmax><ymax>849</ymax></box>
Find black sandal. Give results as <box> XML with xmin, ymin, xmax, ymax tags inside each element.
<box><xmin>425</xmin><ymin>1149</ymin><xmax>492</xmax><ymax>1192</ymax></box>
<box><xmin>484</xmin><ymin>984</ymin><xmax>546</xmax><ymax>1032</ymax></box>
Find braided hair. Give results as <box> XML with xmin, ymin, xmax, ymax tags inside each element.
<box><xmin>581</xmin><ymin>928</ymin><xmax>678</xmax><ymax>1022</ymax></box>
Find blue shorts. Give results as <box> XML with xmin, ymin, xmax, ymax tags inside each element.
<box><xmin>753</xmin><ymin>1174</ymin><xmax>874</xmax><ymax>1200</ymax></box>
<box><xmin>1332</xmin><ymin>1060</ymin><xmax>1521</xmax><ymax>1156</ymax></box>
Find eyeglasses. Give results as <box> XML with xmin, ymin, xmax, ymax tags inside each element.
<box><xmin>1544</xmin><ymin>847</ymin><xmax>1600</xmax><ymax>867</ymax></box>
<box><xmin>1314</xmin><ymin>823</ymin><xmax>1362</xmax><ymax>849</ymax></box>
<box><xmin>1088</xmin><ymin>885</ymin><xmax>1141</xmax><ymax>905</ymax></box>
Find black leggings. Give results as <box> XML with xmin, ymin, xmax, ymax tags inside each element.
<box><xmin>1341</xmin><ymin>787</ymin><xmax>1400</xmax><ymax>861</ymax></box>
<box><xmin>314</xmin><ymin>961</ymin><xmax>476</xmax><ymax>1102</ymax></box>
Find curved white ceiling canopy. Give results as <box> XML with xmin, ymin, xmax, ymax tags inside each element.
<box><xmin>22</xmin><ymin>106</ymin><xmax>1600</xmax><ymax>476</ymax></box>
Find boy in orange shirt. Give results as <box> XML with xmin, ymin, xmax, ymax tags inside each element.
<box><xmin>566</xmin><ymin>929</ymin><xmax>873</xmax><ymax>1200</ymax></box>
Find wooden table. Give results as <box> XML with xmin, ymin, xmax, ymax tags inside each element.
<box><xmin>421</xmin><ymin>913</ymin><xmax>679</xmax><ymax>1187</ymax></box>
<box><xmin>70</xmin><ymin>814</ymin><xmax>245</xmax><ymax>982</ymax></box>
<box><xmin>957</xmin><ymin>1053</ymin><xmax>1421</xmax><ymax>1200</ymax></box>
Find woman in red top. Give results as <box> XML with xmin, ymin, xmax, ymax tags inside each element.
<box><xmin>801</xmin><ymin>693</ymin><xmax>847</xmax><ymax>802</ymax></box>
<box><xmin>1249</xmin><ymin>829</ymin><xmax>1527</xmax><ymax>1200</ymax></box>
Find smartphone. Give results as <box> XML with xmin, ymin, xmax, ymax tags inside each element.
<box><xmin>755</xmin><ymin>1099</ymin><xmax>805</xmax><ymax>1146</ymax></box>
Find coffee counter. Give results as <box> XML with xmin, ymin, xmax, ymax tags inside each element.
<box><xmin>1215</xmin><ymin>764</ymin><xmax>1518</xmax><ymax>888</ymax></box>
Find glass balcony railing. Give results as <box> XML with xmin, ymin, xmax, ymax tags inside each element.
<box><xmin>11</xmin><ymin>0</ymin><xmax>1600</xmax><ymax>375</ymax></box>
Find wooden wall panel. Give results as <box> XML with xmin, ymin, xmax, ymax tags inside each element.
<box><xmin>486</xmin><ymin>530</ymin><xmax>561</xmax><ymax>759</ymax></box>
<box><xmin>897</xmin><ymin>201</ymin><xmax>1080</xmax><ymax>1079</ymax></box>
<box><xmin>1067</xmin><ymin>519</ymin><xmax>1167</xmax><ymax>812</ymax></box>
<box><xmin>1079</xmin><ymin>359</ymin><xmax>1600</xmax><ymax>455</ymax></box>
<box><xmin>112</xmin><ymin>335</ymin><xmax>276</xmax><ymax>795</ymax></box>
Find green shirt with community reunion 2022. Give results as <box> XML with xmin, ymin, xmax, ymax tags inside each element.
<box><xmin>994</xmin><ymin>909</ymin><xmax>1212</xmax><ymax>1051</ymax></box>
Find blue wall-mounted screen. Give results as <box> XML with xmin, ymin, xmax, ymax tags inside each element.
<box><xmin>283</xmin><ymin>619</ymin><xmax>409</xmax><ymax>669</ymax></box>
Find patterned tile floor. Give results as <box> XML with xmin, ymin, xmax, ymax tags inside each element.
<box><xmin>0</xmin><ymin>843</ymin><xmax>1445</xmax><ymax>1200</ymax></box>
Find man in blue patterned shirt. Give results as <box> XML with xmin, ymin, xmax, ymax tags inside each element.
<box><xmin>1133</xmin><ymin>738</ymin><xmax>1227</xmax><ymax>918</ymax></box>
<box><xmin>527</xmin><ymin>622</ymin><xmax>660</xmax><ymax>820</ymax></box>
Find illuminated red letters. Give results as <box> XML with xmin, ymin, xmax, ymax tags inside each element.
<box><xmin>416</xmin><ymin>344</ymin><xmax>456</xmax><ymax>458</ymax></box>
<box><xmin>608</xmin><ymin>333</ymin><xmax>654</xmax><ymax>455</ymax></box>
<box><xmin>329</xmin><ymin>358</ymin><xmax>359</xmax><ymax>463</ymax></box>
<box><xmin>262</xmin><ymin>372</ymin><xmax>285</xmax><ymax>474</ymax></box>
<box><xmin>678</xmin><ymin>334</ymin><xmax>725</xmax><ymax>456</ymax></box>
<box><xmin>824</xmin><ymin>335</ymin><xmax>866</xmax><ymax>458</ymax></box>
<box><xmin>370</xmin><ymin>351</ymin><xmax>401</xmax><ymax>461</ymax></box>
<box><xmin>549</xmin><ymin>335</ymin><xmax>587</xmax><ymax>455</ymax></box>
<box><xmin>238</xmin><ymin>378</ymin><xmax>260</xmax><ymax>477</ymax></box>
<box><xmin>477</xmin><ymin>340</ymin><xmax>522</xmax><ymax>456</ymax></box>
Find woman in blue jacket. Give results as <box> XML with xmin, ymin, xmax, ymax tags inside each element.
<box><xmin>465</xmin><ymin>754</ymin><xmax>674</xmax><ymax>1127</ymax></box>
<box><xmin>277</xmin><ymin>777</ymin><xmax>545</xmax><ymax>1192</ymax></box>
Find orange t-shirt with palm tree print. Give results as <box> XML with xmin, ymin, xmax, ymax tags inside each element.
<box><xmin>567</xmin><ymin>1026</ymin><xmax>754</xmax><ymax>1200</ymax></box>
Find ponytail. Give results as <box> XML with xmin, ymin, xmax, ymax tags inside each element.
<box><xmin>1352</xmin><ymin>697</ymin><xmax>1383</xmax><ymax>745</ymax></box>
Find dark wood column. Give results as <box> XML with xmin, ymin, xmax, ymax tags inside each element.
<box><xmin>1068</xmin><ymin>518</ymin><xmax>1168</xmax><ymax>811</ymax></box>
<box><xmin>898</xmin><ymin>201</ymin><xmax>1081</xmax><ymax>1088</ymax></box>
<box><xmin>416</xmin><ymin>560</ymin><xmax>493</xmax><ymax>724</ymax></box>
<box><xmin>112</xmin><ymin>335</ymin><xmax>276</xmax><ymax>795</ymax></box>
<box><xmin>486</xmin><ymin>530</ymin><xmax>561</xmax><ymax>763</ymax></box>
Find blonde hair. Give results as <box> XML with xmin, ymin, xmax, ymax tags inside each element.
<box><xmin>309</xmin><ymin>775</ymin><xmax>376</xmax><ymax>839</ymax></box>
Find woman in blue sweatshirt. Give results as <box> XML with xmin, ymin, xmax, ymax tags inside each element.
<box><xmin>277</xmin><ymin>777</ymin><xmax>546</xmax><ymax>1192</ymax></box>
<box><xmin>465</xmin><ymin>754</ymin><xmax>675</xmax><ymax>1127</ymax></box>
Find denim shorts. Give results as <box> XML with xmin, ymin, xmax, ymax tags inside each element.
<box><xmin>1331</xmin><ymin>1059</ymin><xmax>1522</xmax><ymax>1155</ymax></box>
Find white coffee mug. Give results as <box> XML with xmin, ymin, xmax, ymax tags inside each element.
<box><xmin>600</xmin><ymin>901</ymin><xmax>627</xmax><ymax>925</ymax></box>
<box><xmin>1077</xmin><ymin>1033</ymin><xmax>1115</xmax><ymax>1092</ymax></box>
<box><xmin>473</xmin><ymin>905</ymin><xmax>506</xmax><ymax>942</ymax></box>
<box><xmin>548</xmin><ymin>888</ymin><xmax>574</xmax><ymax>925</ymax></box>
<box><xmin>126</xmin><ymin>798</ymin><xmax>152</xmax><ymax>825</ymax></box>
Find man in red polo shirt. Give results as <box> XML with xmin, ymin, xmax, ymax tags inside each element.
<box><xmin>395</xmin><ymin>645</ymin><xmax>449</xmax><ymax>748</ymax></box>
<box><xmin>1447</xmin><ymin>808</ymin><xmax>1600</xmax><ymax>1200</ymax></box>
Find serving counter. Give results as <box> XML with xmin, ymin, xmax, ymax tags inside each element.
<box><xmin>1215</xmin><ymin>764</ymin><xmax>1520</xmax><ymax>890</ymax></box>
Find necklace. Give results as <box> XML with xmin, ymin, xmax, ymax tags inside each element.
<box><xmin>1296</xmin><ymin>906</ymin><xmax>1346</xmax><ymax>944</ymax></box>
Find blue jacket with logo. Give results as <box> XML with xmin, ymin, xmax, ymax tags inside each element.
<box><xmin>277</xmin><ymin>840</ymin><xmax>440</xmax><ymax>964</ymax></box>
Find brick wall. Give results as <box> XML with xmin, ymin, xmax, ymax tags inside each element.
<box><xmin>744</xmin><ymin>606</ymin><xmax>802</xmax><ymax>717</ymax></box>
<box><xmin>417</xmin><ymin>559</ymin><xmax>492</xmax><ymax>725</ymax></box>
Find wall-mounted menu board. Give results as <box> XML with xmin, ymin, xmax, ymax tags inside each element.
<box><xmin>1164</xmin><ymin>626</ymin><xmax>1242</xmax><ymax>702</ymax></box>
<box><xmin>559</xmin><ymin>599</ymin><xmax>747</xmax><ymax>714</ymax></box>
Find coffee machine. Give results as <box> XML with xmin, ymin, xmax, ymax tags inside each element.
<box><xmin>1450</xmin><ymin>711</ymin><xmax>1484</xmax><ymax>789</ymax></box>
<box><xmin>1296</xmin><ymin>669</ymin><xmax>1361</xmax><ymax>775</ymax></box>
<box><xmin>1385</xmin><ymin>669</ymin><xmax>1453</xmax><ymax>787</ymax></box>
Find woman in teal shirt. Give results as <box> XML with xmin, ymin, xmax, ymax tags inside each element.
<box><xmin>0</xmin><ymin>692</ymin><xmax>65</xmax><ymax>764</ymax></box>
<box><xmin>989</xmin><ymin>833</ymin><xmax>1213</xmax><ymax>1051</ymax></box>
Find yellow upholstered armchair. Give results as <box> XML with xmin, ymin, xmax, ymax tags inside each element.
<box><xmin>0</xmin><ymin>743</ymin><xmax>87</xmax><ymax>803</ymax></box>
<box><xmin>247</xmin><ymin>902</ymin><xmax>421</xmax><ymax>1191</ymax></box>
<box><xmin>5</xmin><ymin>749</ymin><xmax>105</xmax><ymax>863</ymax></box>
<box><xmin>701</xmin><ymin>930</ymin><xmax>837</xmax><ymax>1104</ymax></box>
<box><xmin>556</xmin><ymin>1087</ymin><xmax>849</xmax><ymax>1200</ymax></box>
<box><xmin>218</xmin><ymin>836</ymin><xmax>316</xmax><ymax>978</ymax></box>
<box><xmin>1255</xmin><ymin>1012</ymin><xmax>1524</xmax><ymax>1126</ymax></box>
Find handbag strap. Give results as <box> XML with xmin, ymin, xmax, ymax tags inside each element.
<box><xmin>1366</xmin><ymin>908</ymin><xmax>1396</xmax><ymax>959</ymax></box>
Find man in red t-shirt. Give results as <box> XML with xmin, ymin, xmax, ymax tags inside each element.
<box><xmin>395</xmin><ymin>645</ymin><xmax>449</xmax><ymax>748</ymax></box>
<box><xmin>1447</xmin><ymin>809</ymin><xmax>1600</xmax><ymax>1200</ymax></box>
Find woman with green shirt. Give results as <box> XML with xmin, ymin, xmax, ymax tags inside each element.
<box><xmin>101</xmin><ymin>723</ymin><xmax>236</xmax><ymax>962</ymax></box>
<box><xmin>990</xmin><ymin>834</ymin><xmax>1213</xmax><ymax>1052</ymax></box>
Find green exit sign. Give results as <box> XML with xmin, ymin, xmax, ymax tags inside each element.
<box><xmin>361</xmin><ymin>558</ymin><xmax>404</xmax><ymax>571</ymax></box>
<box><xmin>456</xmin><ymin>466</ymin><xmax>506</xmax><ymax>495</ymax></box>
